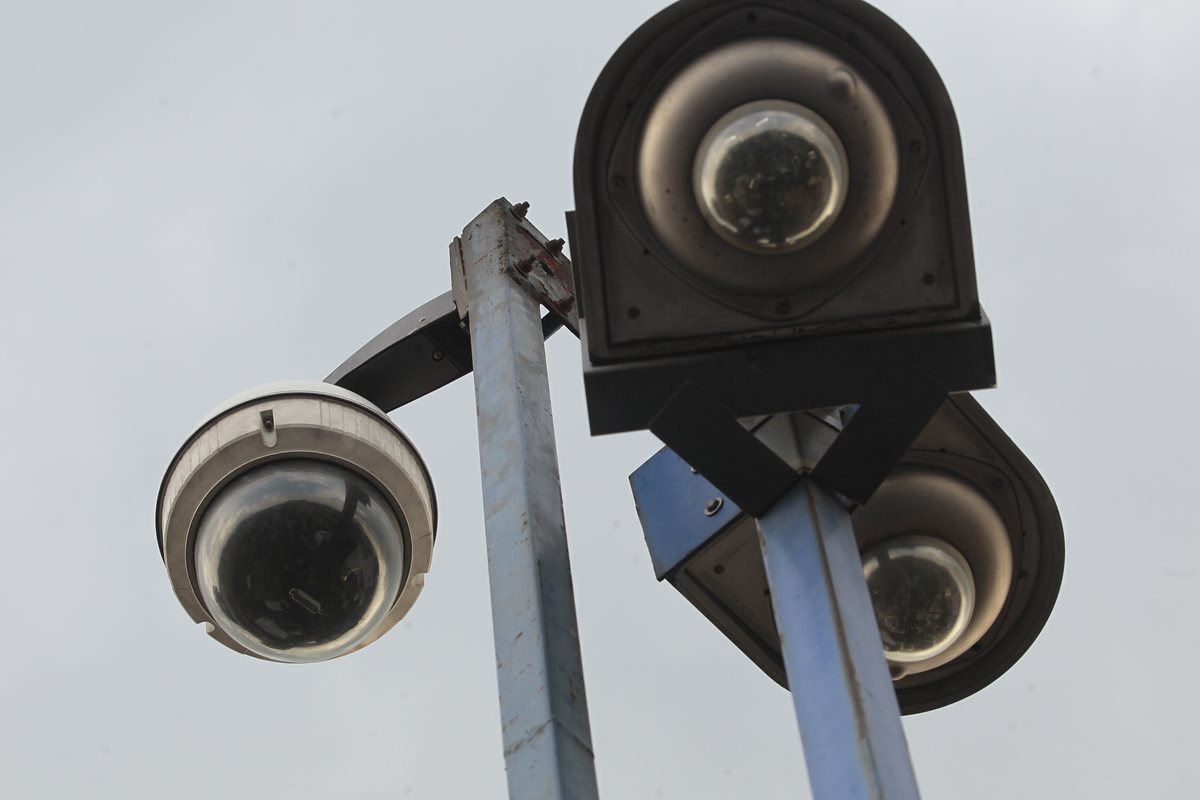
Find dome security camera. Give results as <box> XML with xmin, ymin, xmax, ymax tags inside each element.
<box><xmin>156</xmin><ymin>381</ymin><xmax>436</xmax><ymax>663</ymax></box>
<box><xmin>631</xmin><ymin>394</ymin><xmax>1064</xmax><ymax>713</ymax></box>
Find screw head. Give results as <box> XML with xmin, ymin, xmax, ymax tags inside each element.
<box><xmin>704</xmin><ymin>497</ymin><xmax>724</xmax><ymax>516</ymax></box>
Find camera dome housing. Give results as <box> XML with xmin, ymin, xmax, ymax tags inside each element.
<box><xmin>156</xmin><ymin>380</ymin><xmax>436</xmax><ymax>662</ymax></box>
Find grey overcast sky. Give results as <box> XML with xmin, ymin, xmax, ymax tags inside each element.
<box><xmin>1</xmin><ymin>1</ymin><xmax>1197</xmax><ymax>798</ymax></box>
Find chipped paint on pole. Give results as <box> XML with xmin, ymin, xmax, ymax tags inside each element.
<box><xmin>460</xmin><ymin>199</ymin><xmax>599</xmax><ymax>800</ymax></box>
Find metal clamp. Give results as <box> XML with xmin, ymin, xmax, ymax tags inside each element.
<box><xmin>451</xmin><ymin>198</ymin><xmax>579</xmax><ymax>337</ymax></box>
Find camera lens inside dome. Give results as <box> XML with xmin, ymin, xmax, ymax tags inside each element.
<box><xmin>193</xmin><ymin>458</ymin><xmax>406</xmax><ymax>662</ymax></box>
<box><xmin>693</xmin><ymin>100</ymin><xmax>848</xmax><ymax>255</ymax></box>
<box><xmin>861</xmin><ymin>534</ymin><xmax>974</xmax><ymax>668</ymax></box>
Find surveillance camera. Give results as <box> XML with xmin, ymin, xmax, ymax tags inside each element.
<box><xmin>631</xmin><ymin>394</ymin><xmax>1064</xmax><ymax>713</ymax></box>
<box><xmin>156</xmin><ymin>380</ymin><xmax>436</xmax><ymax>663</ymax></box>
<box><xmin>571</xmin><ymin>0</ymin><xmax>995</xmax><ymax>438</ymax></box>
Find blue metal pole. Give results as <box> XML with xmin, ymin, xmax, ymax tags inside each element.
<box><xmin>756</xmin><ymin>479</ymin><xmax>920</xmax><ymax>800</ymax></box>
<box><xmin>461</xmin><ymin>200</ymin><xmax>600</xmax><ymax>800</ymax></box>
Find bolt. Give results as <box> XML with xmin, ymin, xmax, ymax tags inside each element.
<box><xmin>262</xmin><ymin>414</ymin><xmax>275</xmax><ymax>432</ymax></box>
<box><xmin>704</xmin><ymin>497</ymin><xmax>723</xmax><ymax>516</ymax></box>
<box><xmin>516</xmin><ymin>256</ymin><xmax>536</xmax><ymax>274</ymax></box>
<box><xmin>432</xmin><ymin>351</ymin><xmax>445</xmax><ymax>362</ymax></box>
<box><xmin>827</xmin><ymin>67</ymin><xmax>857</xmax><ymax>101</ymax></box>
<box><xmin>511</xmin><ymin>201</ymin><xmax>530</xmax><ymax>220</ymax></box>
<box><xmin>546</xmin><ymin>238</ymin><xmax>565</xmax><ymax>254</ymax></box>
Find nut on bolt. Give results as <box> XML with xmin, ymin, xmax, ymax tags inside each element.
<box><xmin>546</xmin><ymin>238</ymin><xmax>565</xmax><ymax>254</ymax></box>
<box><xmin>511</xmin><ymin>201</ymin><xmax>530</xmax><ymax>221</ymax></box>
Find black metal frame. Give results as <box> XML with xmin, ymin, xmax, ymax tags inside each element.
<box><xmin>583</xmin><ymin>310</ymin><xmax>990</xmax><ymax>503</ymax></box>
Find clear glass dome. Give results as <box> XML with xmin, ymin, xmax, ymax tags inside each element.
<box><xmin>862</xmin><ymin>534</ymin><xmax>975</xmax><ymax>665</ymax></box>
<box><xmin>193</xmin><ymin>459</ymin><xmax>406</xmax><ymax>663</ymax></box>
<box><xmin>693</xmin><ymin>99</ymin><xmax>848</xmax><ymax>255</ymax></box>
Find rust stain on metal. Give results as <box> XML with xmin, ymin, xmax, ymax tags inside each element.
<box><xmin>499</xmin><ymin>211</ymin><xmax>580</xmax><ymax>335</ymax></box>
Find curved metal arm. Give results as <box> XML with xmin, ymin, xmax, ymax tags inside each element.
<box><xmin>327</xmin><ymin>290</ymin><xmax>573</xmax><ymax>413</ymax></box>
<box><xmin>326</xmin><ymin>291</ymin><xmax>473</xmax><ymax>413</ymax></box>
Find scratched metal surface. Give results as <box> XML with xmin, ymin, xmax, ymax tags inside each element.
<box><xmin>463</xmin><ymin>200</ymin><xmax>599</xmax><ymax>800</ymax></box>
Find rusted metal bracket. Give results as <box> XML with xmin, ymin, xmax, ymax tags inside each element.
<box><xmin>451</xmin><ymin>198</ymin><xmax>579</xmax><ymax>337</ymax></box>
